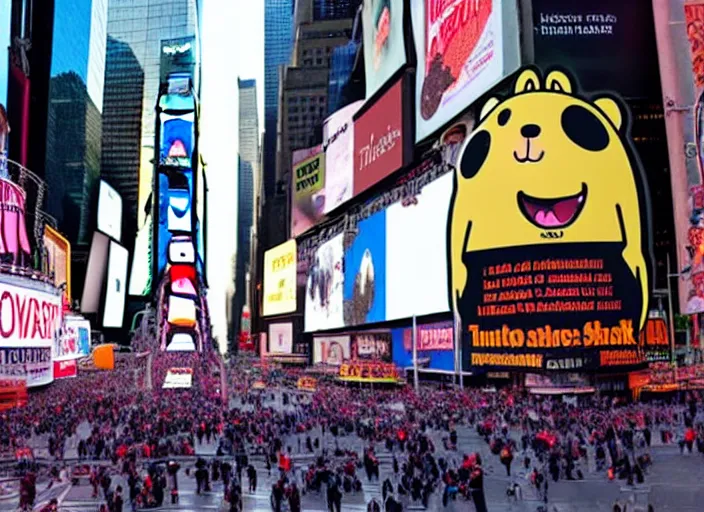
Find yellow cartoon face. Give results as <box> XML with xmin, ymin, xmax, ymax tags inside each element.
<box><xmin>449</xmin><ymin>67</ymin><xmax>650</xmax><ymax>329</ymax></box>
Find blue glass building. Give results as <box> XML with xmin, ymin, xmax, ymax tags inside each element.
<box><xmin>44</xmin><ymin>0</ymin><xmax>108</xmax><ymax>246</ymax></box>
<box><xmin>327</xmin><ymin>41</ymin><xmax>359</xmax><ymax>116</ymax></box>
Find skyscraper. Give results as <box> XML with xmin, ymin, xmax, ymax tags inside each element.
<box><xmin>44</xmin><ymin>0</ymin><xmax>108</xmax><ymax>246</ymax></box>
<box><xmin>102</xmin><ymin>0</ymin><xmax>201</xmax><ymax>242</ymax></box>
<box><xmin>234</xmin><ymin>78</ymin><xmax>259</xmax><ymax>349</ymax></box>
<box><xmin>294</xmin><ymin>0</ymin><xmax>361</xmax><ymax>26</ymax></box>
<box><xmin>263</xmin><ymin>0</ymin><xmax>294</xmax><ymax>200</ymax></box>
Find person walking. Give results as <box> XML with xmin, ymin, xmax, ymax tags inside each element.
<box><xmin>247</xmin><ymin>464</ymin><xmax>257</xmax><ymax>493</ymax></box>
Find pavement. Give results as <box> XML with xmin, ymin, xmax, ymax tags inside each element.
<box><xmin>0</xmin><ymin>392</ymin><xmax>702</xmax><ymax>511</ymax></box>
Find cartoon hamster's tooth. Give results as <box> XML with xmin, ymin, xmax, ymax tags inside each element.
<box><xmin>535</xmin><ymin>210</ymin><xmax>561</xmax><ymax>227</ymax></box>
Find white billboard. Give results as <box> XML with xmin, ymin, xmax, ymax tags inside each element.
<box><xmin>268</xmin><ymin>322</ymin><xmax>293</xmax><ymax>355</ymax></box>
<box><xmin>0</xmin><ymin>281</ymin><xmax>62</xmax><ymax>347</ymax></box>
<box><xmin>102</xmin><ymin>241</ymin><xmax>129</xmax><ymax>328</ymax></box>
<box><xmin>97</xmin><ymin>180</ymin><xmax>123</xmax><ymax>242</ymax></box>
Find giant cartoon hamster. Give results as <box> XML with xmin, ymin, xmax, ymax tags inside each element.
<box><xmin>448</xmin><ymin>67</ymin><xmax>652</xmax><ymax>369</ymax></box>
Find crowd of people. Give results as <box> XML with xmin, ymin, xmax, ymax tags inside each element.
<box><xmin>2</xmin><ymin>342</ymin><xmax>704</xmax><ymax>511</ymax></box>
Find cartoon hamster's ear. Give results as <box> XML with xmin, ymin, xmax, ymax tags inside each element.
<box><xmin>515</xmin><ymin>69</ymin><xmax>541</xmax><ymax>94</ymax></box>
<box><xmin>594</xmin><ymin>97</ymin><xmax>623</xmax><ymax>131</ymax></box>
<box><xmin>479</xmin><ymin>97</ymin><xmax>500</xmax><ymax>121</ymax></box>
<box><xmin>545</xmin><ymin>71</ymin><xmax>572</xmax><ymax>94</ymax></box>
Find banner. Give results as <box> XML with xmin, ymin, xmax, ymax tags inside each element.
<box><xmin>313</xmin><ymin>335</ymin><xmax>351</xmax><ymax>366</ymax></box>
<box><xmin>53</xmin><ymin>359</ymin><xmax>77</xmax><ymax>379</ymax></box>
<box><xmin>291</xmin><ymin>146</ymin><xmax>325</xmax><ymax>237</ymax></box>
<box><xmin>339</xmin><ymin>361</ymin><xmax>402</xmax><ymax>383</ymax></box>
<box><xmin>162</xmin><ymin>367</ymin><xmax>193</xmax><ymax>389</ymax></box>
<box><xmin>362</xmin><ymin>0</ymin><xmax>407</xmax><ymax>99</ymax></box>
<box><xmin>448</xmin><ymin>67</ymin><xmax>653</xmax><ymax>372</ymax></box>
<box><xmin>268</xmin><ymin>322</ymin><xmax>293</xmax><ymax>355</ymax></box>
<box><xmin>262</xmin><ymin>240</ymin><xmax>297</xmax><ymax>317</ymax></box>
<box><xmin>54</xmin><ymin>316</ymin><xmax>91</xmax><ymax>361</ymax></box>
<box><xmin>403</xmin><ymin>321</ymin><xmax>453</xmax><ymax>352</ymax></box>
<box><xmin>0</xmin><ymin>177</ymin><xmax>31</xmax><ymax>260</ymax></box>
<box><xmin>0</xmin><ymin>347</ymin><xmax>52</xmax><ymax>387</ymax></box>
<box><xmin>0</xmin><ymin>281</ymin><xmax>62</xmax><ymax>347</ymax></box>
<box><xmin>323</xmin><ymin>101</ymin><xmax>364</xmax><ymax>213</ymax></box>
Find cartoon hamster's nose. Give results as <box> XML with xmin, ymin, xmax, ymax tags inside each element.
<box><xmin>520</xmin><ymin>124</ymin><xmax>541</xmax><ymax>139</ymax></box>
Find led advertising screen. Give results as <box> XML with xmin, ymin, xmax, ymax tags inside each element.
<box><xmin>532</xmin><ymin>0</ymin><xmax>661</xmax><ymax>100</ymax></box>
<box><xmin>160</xmin><ymin>113</ymin><xmax>195</xmax><ymax>168</ymax></box>
<box><xmin>386</xmin><ymin>172</ymin><xmax>452</xmax><ymax>321</ymax></box>
<box><xmin>81</xmin><ymin>232</ymin><xmax>110</xmax><ymax>314</ymax></box>
<box><xmin>157</xmin><ymin>170</ymin><xmax>194</xmax><ymax>278</ymax></box>
<box><xmin>344</xmin><ymin>211</ymin><xmax>386</xmax><ymax>326</ymax></box>
<box><xmin>97</xmin><ymin>181</ymin><xmax>123</xmax><ymax>242</ymax></box>
<box><xmin>0</xmin><ymin>282</ymin><xmax>62</xmax><ymax>347</ymax></box>
<box><xmin>352</xmin><ymin>331</ymin><xmax>392</xmax><ymax>362</ymax></box>
<box><xmin>448</xmin><ymin>67</ymin><xmax>653</xmax><ymax>372</ymax></box>
<box><xmin>305</xmin><ymin>234</ymin><xmax>345</xmax><ymax>331</ymax></box>
<box><xmin>263</xmin><ymin>240</ymin><xmax>297</xmax><ymax>317</ymax></box>
<box><xmin>129</xmin><ymin>217</ymin><xmax>151</xmax><ymax>296</ymax></box>
<box><xmin>53</xmin><ymin>359</ymin><xmax>78</xmax><ymax>380</ymax></box>
<box><xmin>102</xmin><ymin>241</ymin><xmax>129</xmax><ymax>328</ymax></box>
<box><xmin>323</xmin><ymin>101</ymin><xmax>364</xmax><ymax>214</ymax></box>
<box><xmin>411</xmin><ymin>0</ymin><xmax>521</xmax><ymax>142</ymax></box>
<box><xmin>162</xmin><ymin>367</ymin><xmax>193</xmax><ymax>389</ymax></box>
<box><xmin>313</xmin><ymin>335</ymin><xmax>352</xmax><ymax>366</ymax></box>
<box><xmin>268</xmin><ymin>322</ymin><xmax>293</xmax><ymax>354</ymax></box>
<box><xmin>362</xmin><ymin>0</ymin><xmax>407</xmax><ymax>99</ymax></box>
<box><xmin>291</xmin><ymin>146</ymin><xmax>325</xmax><ymax>238</ymax></box>
<box><xmin>0</xmin><ymin>347</ymin><xmax>53</xmax><ymax>387</ymax></box>
<box><xmin>54</xmin><ymin>316</ymin><xmax>91</xmax><ymax>361</ymax></box>
<box><xmin>43</xmin><ymin>225</ymin><xmax>71</xmax><ymax>304</ymax></box>
<box><xmin>392</xmin><ymin>322</ymin><xmax>455</xmax><ymax>372</ymax></box>
<box><xmin>353</xmin><ymin>79</ymin><xmax>408</xmax><ymax>196</ymax></box>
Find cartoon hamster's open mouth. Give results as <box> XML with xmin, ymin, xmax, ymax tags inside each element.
<box><xmin>517</xmin><ymin>184</ymin><xmax>588</xmax><ymax>229</ymax></box>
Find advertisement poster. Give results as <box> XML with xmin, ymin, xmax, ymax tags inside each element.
<box><xmin>262</xmin><ymin>240</ymin><xmax>297</xmax><ymax>317</ymax></box>
<box><xmin>353</xmin><ymin>331</ymin><xmax>392</xmax><ymax>362</ymax></box>
<box><xmin>639</xmin><ymin>317</ymin><xmax>670</xmax><ymax>363</ymax></box>
<box><xmin>305</xmin><ymin>234</ymin><xmax>345</xmax><ymax>332</ymax></box>
<box><xmin>313</xmin><ymin>335</ymin><xmax>352</xmax><ymax>366</ymax></box>
<box><xmin>386</xmin><ymin>172</ymin><xmax>452</xmax><ymax>321</ymax></box>
<box><xmin>0</xmin><ymin>347</ymin><xmax>53</xmax><ymax>387</ymax></box>
<box><xmin>411</xmin><ymin>0</ymin><xmax>513</xmax><ymax>142</ymax></box>
<box><xmin>353</xmin><ymin>79</ymin><xmax>405</xmax><ymax>196</ymax></box>
<box><xmin>683</xmin><ymin>2</ymin><xmax>704</xmax><ymax>314</ymax></box>
<box><xmin>268</xmin><ymin>322</ymin><xmax>293</xmax><ymax>354</ymax></box>
<box><xmin>392</xmin><ymin>322</ymin><xmax>455</xmax><ymax>372</ymax></box>
<box><xmin>0</xmin><ymin>281</ymin><xmax>62</xmax><ymax>347</ymax></box>
<box><xmin>53</xmin><ymin>359</ymin><xmax>77</xmax><ymax>380</ymax></box>
<box><xmin>532</xmin><ymin>0</ymin><xmax>661</xmax><ymax>100</ymax></box>
<box><xmin>362</xmin><ymin>0</ymin><xmax>407</xmax><ymax>99</ymax></box>
<box><xmin>103</xmin><ymin>241</ymin><xmax>129</xmax><ymax>328</ymax></box>
<box><xmin>339</xmin><ymin>361</ymin><xmax>401</xmax><ymax>383</ymax></box>
<box><xmin>448</xmin><ymin>67</ymin><xmax>653</xmax><ymax>372</ymax></box>
<box><xmin>291</xmin><ymin>146</ymin><xmax>325</xmax><ymax>238</ymax></box>
<box><xmin>54</xmin><ymin>316</ymin><xmax>91</xmax><ymax>360</ymax></box>
<box><xmin>344</xmin><ymin>211</ymin><xmax>387</xmax><ymax>325</ymax></box>
<box><xmin>43</xmin><ymin>225</ymin><xmax>71</xmax><ymax>304</ymax></box>
<box><xmin>97</xmin><ymin>181</ymin><xmax>123</xmax><ymax>243</ymax></box>
<box><xmin>323</xmin><ymin>101</ymin><xmax>364</xmax><ymax>214</ymax></box>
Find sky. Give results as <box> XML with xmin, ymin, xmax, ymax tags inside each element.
<box><xmin>201</xmin><ymin>0</ymin><xmax>264</xmax><ymax>347</ymax></box>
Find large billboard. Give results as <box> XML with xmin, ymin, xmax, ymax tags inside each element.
<box><xmin>291</xmin><ymin>146</ymin><xmax>325</xmax><ymax>238</ymax></box>
<box><xmin>268</xmin><ymin>322</ymin><xmax>293</xmax><ymax>354</ymax></box>
<box><xmin>0</xmin><ymin>347</ymin><xmax>53</xmax><ymax>387</ymax></box>
<box><xmin>313</xmin><ymin>335</ymin><xmax>352</xmax><ymax>366</ymax></box>
<box><xmin>386</xmin><ymin>172</ymin><xmax>452</xmax><ymax>321</ymax></box>
<box><xmin>97</xmin><ymin>181</ymin><xmax>123</xmax><ymax>243</ymax></box>
<box><xmin>43</xmin><ymin>226</ymin><xmax>71</xmax><ymax>304</ymax></box>
<box><xmin>323</xmin><ymin>101</ymin><xmax>364</xmax><ymax>214</ymax></box>
<box><xmin>102</xmin><ymin>241</ymin><xmax>129</xmax><ymax>328</ymax></box>
<box><xmin>532</xmin><ymin>0</ymin><xmax>661</xmax><ymax>100</ymax></box>
<box><xmin>392</xmin><ymin>321</ymin><xmax>455</xmax><ymax>372</ymax></box>
<box><xmin>305</xmin><ymin>234</ymin><xmax>345</xmax><ymax>331</ymax></box>
<box><xmin>411</xmin><ymin>0</ymin><xmax>521</xmax><ymax>142</ymax></box>
<box><xmin>362</xmin><ymin>0</ymin><xmax>407</xmax><ymax>99</ymax></box>
<box><xmin>448</xmin><ymin>67</ymin><xmax>653</xmax><ymax>372</ymax></box>
<box><xmin>54</xmin><ymin>316</ymin><xmax>91</xmax><ymax>361</ymax></box>
<box><xmin>353</xmin><ymin>78</ymin><xmax>410</xmax><ymax>196</ymax></box>
<box><xmin>262</xmin><ymin>240</ymin><xmax>297</xmax><ymax>317</ymax></box>
<box><xmin>344</xmin><ymin>210</ymin><xmax>387</xmax><ymax>326</ymax></box>
<box><xmin>81</xmin><ymin>232</ymin><xmax>110</xmax><ymax>314</ymax></box>
<box><xmin>0</xmin><ymin>281</ymin><xmax>62</xmax><ymax>347</ymax></box>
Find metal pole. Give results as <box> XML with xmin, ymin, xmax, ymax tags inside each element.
<box><xmin>667</xmin><ymin>253</ymin><xmax>676</xmax><ymax>366</ymax></box>
<box><xmin>453</xmin><ymin>314</ymin><xmax>460</xmax><ymax>388</ymax></box>
<box><xmin>412</xmin><ymin>315</ymin><xmax>419</xmax><ymax>391</ymax></box>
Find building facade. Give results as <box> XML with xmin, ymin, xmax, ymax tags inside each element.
<box><xmin>44</xmin><ymin>0</ymin><xmax>108</xmax><ymax>247</ymax></box>
<box><xmin>102</xmin><ymin>0</ymin><xmax>201</xmax><ymax>239</ymax></box>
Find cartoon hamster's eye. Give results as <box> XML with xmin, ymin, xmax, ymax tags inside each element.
<box><xmin>459</xmin><ymin>130</ymin><xmax>491</xmax><ymax>180</ymax></box>
<box><xmin>497</xmin><ymin>109</ymin><xmax>511</xmax><ymax>126</ymax></box>
<box><xmin>561</xmin><ymin>105</ymin><xmax>609</xmax><ymax>151</ymax></box>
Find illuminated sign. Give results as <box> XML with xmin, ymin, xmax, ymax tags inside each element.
<box><xmin>262</xmin><ymin>240</ymin><xmax>297</xmax><ymax>317</ymax></box>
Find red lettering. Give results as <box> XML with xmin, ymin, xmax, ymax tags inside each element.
<box><xmin>0</xmin><ymin>291</ymin><xmax>14</xmax><ymax>338</ymax></box>
<box><xmin>42</xmin><ymin>302</ymin><xmax>50</xmax><ymax>340</ymax></box>
<box><xmin>14</xmin><ymin>292</ymin><xmax>27</xmax><ymax>338</ymax></box>
<box><xmin>30</xmin><ymin>298</ymin><xmax>43</xmax><ymax>339</ymax></box>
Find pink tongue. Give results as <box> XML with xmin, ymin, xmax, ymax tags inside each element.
<box><xmin>535</xmin><ymin>210</ymin><xmax>562</xmax><ymax>227</ymax></box>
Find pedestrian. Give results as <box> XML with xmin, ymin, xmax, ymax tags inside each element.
<box><xmin>247</xmin><ymin>464</ymin><xmax>257</xmax><ymax>492</ymax></box>
<box><xmin>113</xmin><ymin>485</ymin><xmax>124</xmax><ymax>512</ymax></box>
